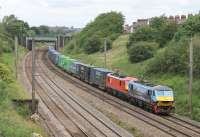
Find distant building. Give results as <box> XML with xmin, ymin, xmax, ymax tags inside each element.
<box><xmin>124</xmin><ymin>24</ymin><xmax>132</xmax><ymax>34</ymax></box>
<box><xmin>168</xmin><ymin>16</ymin><xmax>175</xmax><ymax>23</ymax></box>
<box><xmin>132</xmin><ymin>22</ymin><xmax>137</xmax><ymax>32</ymax></box>
<box><xmin>124</xmin><ymin>13</ymin><xmax>195</xmax><ymax>33</ymax></box>
<box><xmin>180</xmin><ymin>15</ymin><xmax>187</xmax><ymax>24</ymax></box>
<box><xmin>137</xmin><ymin>19</ymin><xmax>149</xmax><ymax>27</ymax></box>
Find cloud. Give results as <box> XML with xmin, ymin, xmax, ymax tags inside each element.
<box><xmin>0</xmin><ymin>0</ymin><xmax>199</xmax><ymax>27</ymax></box>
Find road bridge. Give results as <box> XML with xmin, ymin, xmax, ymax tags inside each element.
<box><xmin>25</xmin><ymin>35</ymin><xmax>72</xmax><ymax>50</ymax></box>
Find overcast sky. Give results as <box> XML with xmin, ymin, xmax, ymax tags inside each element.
<box><xmin>0</xmin><ymin>0</ymin><xmax>199</xmax><ymax>28</ymax></box>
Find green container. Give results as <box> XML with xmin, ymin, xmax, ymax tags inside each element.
<box><xmin>58</xmin><ymin>55</ymin><xmax>70</xmax><ymax>70</ymax></box>
<box><xmin>62</xmin><ymin>56</ymin><xmax>70</xmax><ymax>71</ymax></box>
<box><xmin>66</xmin><ymin>58</ymin><xmax>77</xmax><ymax>72</ymax></box>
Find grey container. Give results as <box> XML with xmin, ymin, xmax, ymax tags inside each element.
<box><xmin>76</xmin><ymin>63</ymin><xmax>95</xmax><ymax>83</ymax></box>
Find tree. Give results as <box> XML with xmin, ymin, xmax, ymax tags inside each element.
<box><xmin>38</xmin><ymin>25</ymin><xmax>49</xmax><ymax>35</ymax></box>
<box><xmin>128</xmin><ymin>42</ymin><xmax>158</xmax><ymax>63</ymax></box>
<box><xmin>83</xmin><ymin>35</ymin><xmax>101</xmax><ymax>54</ymax></box>
<box><xmin>150</xmin><ymin>16</ymin><xmax>167</xmax><ymax>30</ymax></box>
<box><xmin>2</xmin><ymin>15</ymin><xmax>29</xmax><ymax>38</ymax></box>
<box><xmin>31</xmin><ymin>27</ymin><xmax>40</xmax><ymax>35</ymax></box>
<box><xmin>158</xmin><ymin>22</ymin><xmax>178</xmax><ymax>47</ymax></box>
<box><xmin>175</xmin><ymin>14</ymin><xmax>200</xmax><ymax>40</ymax></box>
<box><xmin>77</xmin><ymin>11</ymin><xmax>124</xmax><ymax>53</ymax></box>
<box><xmin>27</xmin><ymin>29</ymin><xmax>36</xmax><ymax>37</ymax></box>
<box><xmin>127</xmin><ymin>26</ymin><xmax>158</xmax><ymax>48</ymax></box>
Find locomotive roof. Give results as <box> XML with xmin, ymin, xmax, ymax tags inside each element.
<box><xmin>108</xmin><ymin>73</ymin><xmax>137</xmax><ymax>81</ymax></box>
<box><xmin>152</xmin><ymin>85</ymin><xmax>172</xmax><ymax>91</ymax></box>
<box><xmin>130</xmin><ymin>81</ymin><xmax>172</xmax><ymax>91</ymax></box>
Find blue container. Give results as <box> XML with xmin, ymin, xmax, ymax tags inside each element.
<box><xmin>90</xmin><ymin>68</ymin><xmax>112</xmax><ymax>89</ymax></box>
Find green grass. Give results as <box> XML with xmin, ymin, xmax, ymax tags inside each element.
<box><xmin>63</xmin><ymin>34</ymin><xmax>200</xmax><ymax>122</ymax></box>
<box><xmin>0</xmin><ymin>47</ymin><xmax>47</xmax><ymax>137</ymax></box>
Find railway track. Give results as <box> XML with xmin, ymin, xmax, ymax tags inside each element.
<box><xmin>25</xmin><ymin>53</ymin><xmax>89</xmax><ymax>137</ymax></box>
<box><xmin>41</xmin><ymin>49</ymin><xmax>200</xmax><ymax>137</ymax></box>
<box><xmin>25</xmin><ymin>49</ymin><xmax>132</xmax><ymax>137</ymax></box>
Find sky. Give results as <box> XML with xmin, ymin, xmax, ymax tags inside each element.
<box><xmin>0</xmin><ymin>0</ymin><xmax>200</xmax><ymax>28</ymax></box>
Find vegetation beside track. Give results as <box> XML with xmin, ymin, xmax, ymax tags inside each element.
<box><xmin>0</xmin><ymin>47</ymin><xmax>47</xmax><ymax>137</ymax></box>
<box><xmin>0</xmin><ymin>15</ymin><xmax>47</xmax><ymax>136</ymax></box>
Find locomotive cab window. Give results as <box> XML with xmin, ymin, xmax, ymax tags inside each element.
<box><xmin>129</xmin><ymin>84</ymin><xmax>133</xmax><ymax>90</ymax></box>
<box><xmin>153</xmin><ymin>90</ymin><xmax>155</xmax><ymax>96</ymax></box>
<box><xmin>147</xmin><ymin>90</ymin><xmax>152</xmax><ymax>95</ymax></box>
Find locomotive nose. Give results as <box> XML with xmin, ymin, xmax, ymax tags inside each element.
<box><xmin>156</xmin><ymin>96</ymin><xmax>174</xmax><ymax>102</ymax></box>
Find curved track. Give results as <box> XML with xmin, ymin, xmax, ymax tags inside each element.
<box><xmin>25</xmin><ymin>49</ymin><xmax>133</xmax><ymax>137</ymax></box>
<box><xmin>42</xmin><ymin>49</ymin><xmax>200</xmax><ymax>137</ymax></box>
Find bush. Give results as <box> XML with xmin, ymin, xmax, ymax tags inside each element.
<box><xmin>128</xmin><ymin>27</ymin><xmax>158</xmax><ymax>47</ymax></box>
<box><xmin>147</xmin><ymin>46</ymin><xmax>187</xmax><ymax>74</ymax></box>
<box><xmin>158</xmin><ymin>22</ymin><xmax>178</xmax><ymax>47</ymax></box>
<box><xmin>0</xmin><ymin>80</ymin><xmax>8</xmax><ymax>104</ymax></box>
<box><xmin>128</xmin><ymin>42</ymin><xmax>158</xmax><ymax>63</ymax></box>
<box><xmin>83</xmin><ymin>35</ymin><xmax>101</xmax><ymax>54</ymax></box>
<box><xmin>0</xmin><ymin>38</ymin><xmax>13</xmax><ymax>54</ymax></box>
<box><xmin>0</xmin><ymin>63</ymin><xmax>12</xmax><ymax>82</ymax></box>
<box><xmin>147</xmin><ymin>36</ymin><xmax>200</xmax><ymax>77</ymax></box>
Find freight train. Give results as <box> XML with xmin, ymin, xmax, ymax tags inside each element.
<box><xmin>48</xmin><ymin>47</ymin><xmax>174</xmax><ymax>114</ymax></box>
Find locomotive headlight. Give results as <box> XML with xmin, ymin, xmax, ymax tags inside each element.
<box><xmin>125</xmin><ymin>82</ymin><xmax>128</xmax><ymax>90</ymax></box>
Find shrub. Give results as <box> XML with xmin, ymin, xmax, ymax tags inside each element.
<box><xmin>83</xmin><ymin>35</ymin><xmax>101</xmax><ymax>54</ymax></box>
<box><xmin>0</xmin><ymin>63</ymin><xmax>12</xmax><ymax>82</ymax></box>
<box><xmin>128</xmin><ymin>42</ymin><xmax>158</xmax><ymax>63</ymax></box>
<box><xmin>0</xmin><ymin>38</ymin><xmax>13</xmax><ymax>54</ymax></box>
<box><xmin>128</xmin><ymin>27</ymin><xmax>158</xmax><ymax>46</ymax></box>
<box><xmin>147</xmin><ymin>36</ymin><xmax>200</xmax><ymax>77</ymax></box>
<box><xmin>0</xmin><ymin>80</ymin><xmax>8</xmax><ymax>104</ymax></box>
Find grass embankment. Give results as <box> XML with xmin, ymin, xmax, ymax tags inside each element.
<box><xmin>63</xmin><ymin>35</ymin><xmax>200</xmax><ymax>121</ymax></box>
<box><xmin>0</xmin><ymin>47</ymin><xmax>47</xmax><ymax>137</ymax></box>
